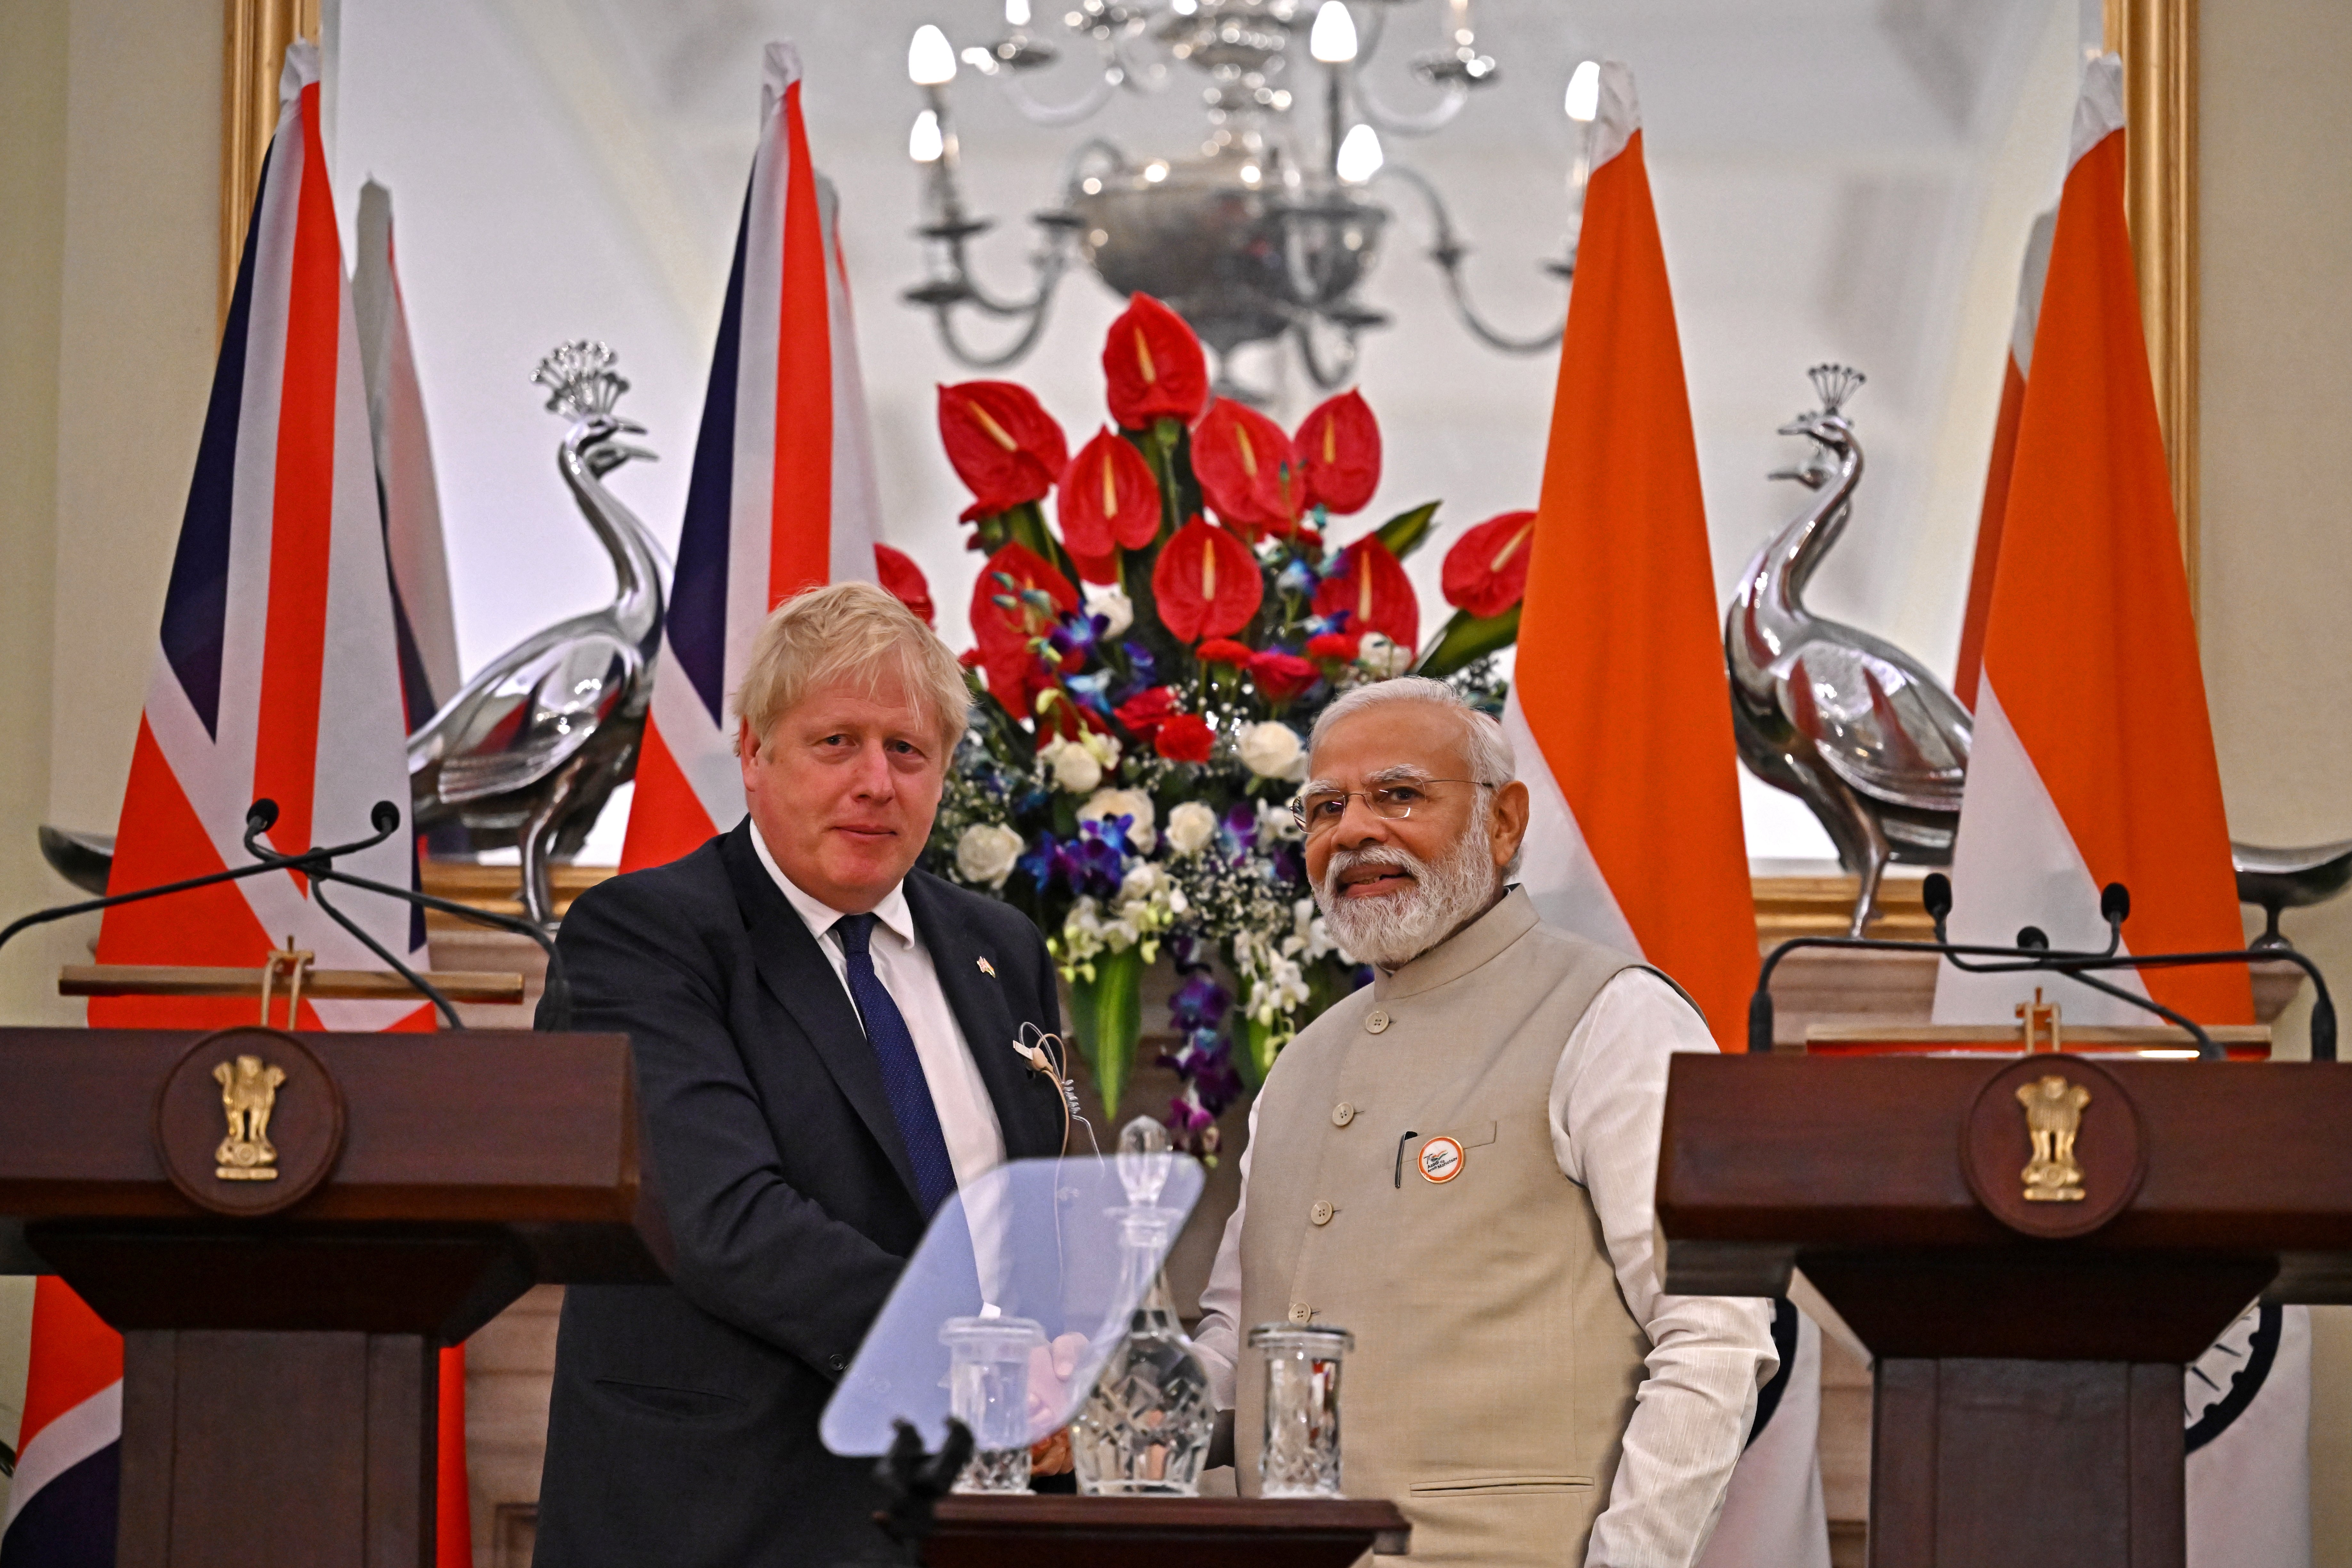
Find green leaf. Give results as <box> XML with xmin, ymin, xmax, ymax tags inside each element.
<box><xmin>1371</xmin><ymin>500</ymin><xmax>1442</xmax><ymax>561</ymax></box>
<box><xmin>1067</xmin><ymin>944</ymin><xmax>1144</xmax><ymax>1117</ymax></box>
<box><xmin>1004</xmin><ymin>500</ymin><xmax>1079</xmax><ymax>585</ymax></box>
<box><xmin>1237</xmin><ymin>1014</ymin><xmax>1279</xmax><ymax>1091</ymax></box>
<box><xmin>1416</xmin><ymin>604</ymin><xmax>1522</xmax><ymax>679</ymax></box>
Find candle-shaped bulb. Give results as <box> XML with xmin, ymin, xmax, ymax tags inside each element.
<box><xmin>1564</xmin><ymin>59</ymin><xmax>1600</xmax><ymax>122</ymax></box>
<box><xmin>908</xmin><ymin>24</ymin><xmax>958</xmax><ymax>86</ymax></box>
<box><xmin>1335</xmin><ymin>123</ymin><xmax>1384</xmax><ymax>184</ymax></box>
<box><xmin>908</xmin><ymin>108</ymin><xmax>945</xmax><ymax>163</ymax></box>
<box><xmin>1310</xmin><ymin>1</ymin><xmax>1358</xmax><ymax>64</ymax></box>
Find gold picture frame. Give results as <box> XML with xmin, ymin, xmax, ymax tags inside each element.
<box><xmin>217</xmin><ymin>0</ymin><xmax>319</xmax><ymax>322</ymax></box>
<box><xmin>2109</xmin><ymin>0</ymin><xmax>2200</xmax><ymax>604</ymax></box>
<box><xmin>220</xmin><ymin>0</ymin><xmax>2202</xmax><ymax>590</ymax></box>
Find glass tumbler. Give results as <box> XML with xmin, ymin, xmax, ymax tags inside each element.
<box><xmin>939</xmin><ymin>1315</ymin><xmax>1046</xmax><ymax>1493</ymax></box>
<box><xmin>1249</xmin><ymin>1323</ymin><xmax>1354</xmax><ymax>1497</ymax></box>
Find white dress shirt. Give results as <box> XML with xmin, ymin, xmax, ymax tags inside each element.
<box><xmin>1192</xmin><ymin>967</ymin><xmax>1773</xmax><ymax>1568</ymax></box>
<box><xmin>749</xmin><ymin>828</ymin><xmax>1006</xmax><ymax>1195</ymax></box>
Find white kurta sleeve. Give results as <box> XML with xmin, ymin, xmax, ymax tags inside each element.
<box><xmin>1190</xmin><ymin>1093</ymin><xmax>1258</xmax><ymax>1411</ymax></box>
<box><xmin>1551</xmin><ymin>970</ymin><xmax>1778</xmax><ymax>1568</ymax></box>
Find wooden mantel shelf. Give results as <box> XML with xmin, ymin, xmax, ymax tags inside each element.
<box><xmin>420</xmin><ymin>864</ymin><xmax>1942</xmax><ymax>938</ymax></box>
<box><xmin>421</xmin><ymin>865</ymin><xmax>2302</xmax><ymax>1044</ymax></box>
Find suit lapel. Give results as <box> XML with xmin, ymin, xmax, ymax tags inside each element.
<box><xmin>720</xmin><ymin>825</ymin><xmax>924</xmax><ymax>1208</ymax></box>
<box><xmin>904</xmin><ymin>871</ymin><xmax>1064</xmax><ymax>1160</ymax></box>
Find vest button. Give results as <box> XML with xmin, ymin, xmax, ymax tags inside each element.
<box><xmin>1288</xmin><ymin>1301</ymin><xmax>1313</xmax><ymax>1324</ymax></box>
<box><xmin>1331</xmin><ymin>1101</ymin><xmax>1355</xmax><ymax>1127</ymax></box>
<box><xmin>1311</xmin><ymin>1200</ymin><xmax>1334</xmax><ymax>1225</ymax></box>
<box><xmin>1365</xmin><ymin>1008</ymin><xmax>1390</xmax><ymax>1034</ymax></box>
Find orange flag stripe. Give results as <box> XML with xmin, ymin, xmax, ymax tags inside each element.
<box><xmin>1514</xmin><ymin>125</ymin><xmax>1758</xmax><ymax>1044</ymax></box>
<box><xmin>1981</xmin><ymin>126</ymin><xmax>2249</xmax><ymax>1023</ymax></box>
<box><xmin>1953</xmin><ymin>354</ymin><xmax>2024</xmax><ymax>714</ymax></box>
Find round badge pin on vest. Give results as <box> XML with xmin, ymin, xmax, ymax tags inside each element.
<box><xmin>1417</xmin><ymin>1135</ymin><xmax>1465</xmax><ymax>1184</ymax></box>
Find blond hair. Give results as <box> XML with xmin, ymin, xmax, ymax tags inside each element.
<box><xmin>731</xmin><ymin>581</ymin><xmax>971</xmax><ymax>757</ymax></box>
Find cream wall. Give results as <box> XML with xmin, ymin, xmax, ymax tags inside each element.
<box><xmin>0</xmin><ymin>0</ymin><xmax>70</xmax><ymax>1505</ymax></box>
<box><xmin>0</xmin><ymin>0</ymin><xmax>224</xmax><ymax>1494</ymax></box>
<box><xmin>2199</xmin><ymin>0</ymin><xmax>2352</xmax><ymax>1556</ymax></box>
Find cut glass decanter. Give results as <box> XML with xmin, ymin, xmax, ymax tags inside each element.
<box><xmin>1071</xmin><ymin>1117</ymin><xmax>1216</xmax><ymax>1495</ymax></box>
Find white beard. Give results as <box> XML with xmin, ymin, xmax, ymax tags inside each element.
<box><xmin>1314</xmin><ymin>815</ymin><xmax>1500</xmax><ymax>970</ymax></box>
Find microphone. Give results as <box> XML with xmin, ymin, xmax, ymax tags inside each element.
<box><xmin>4</xmin><ymin>799</ymin><xmax>572</xmax><ymax>1031</ymax></box>
<box><xmin>1745</xmin><ymin>877</ymin><xmax>2335</xmax><ymax>1063</ymax></box>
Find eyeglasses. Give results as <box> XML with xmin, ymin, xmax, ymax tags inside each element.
<box><xmin>1289</xmin><ymin>780</ymin><xmax>1486</xmax><ymax>836</ymax></box>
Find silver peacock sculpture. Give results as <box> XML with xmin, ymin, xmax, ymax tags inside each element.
<box><xmin>406</xmin><ymin>341</ymin><xmax>666</xmax><ymax>926</ymax></box>
<box><xmin>1726</xmin><ymin>365</ymin><xmax>1973</xmax><ymax>934</ymax></box>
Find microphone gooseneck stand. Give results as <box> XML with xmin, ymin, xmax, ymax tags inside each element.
<box><xmin>1748</xmin><ymin>873</ymin><xmax>2335</xmax><ymax>1062</ymax></box>
<box><xmin>0</xmin><ymin>798</ymin><xmax>571</xmax><ymax>1031</ymax></box>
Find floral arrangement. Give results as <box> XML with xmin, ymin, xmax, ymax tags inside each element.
<box><xmin>900</xmin><ymin>294</ymin><xmax>1532</xmax><ymax>1152</ymax></box>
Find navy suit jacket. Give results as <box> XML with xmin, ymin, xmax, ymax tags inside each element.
<box><xmin>531</xmin><ymin>821</ymin><xmax>1065</xmax><ymax>1568</ymax></box>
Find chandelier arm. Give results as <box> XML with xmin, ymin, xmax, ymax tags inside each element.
<box><xmin>994</xmin><ymin>58</ymin><xmax>1123</xmax><ymax>126</ymax></box>
<box><xmin>928</xmin><ymin>256</ymin><xmax>1070</xmax><ymax>369</ymax></box>
<box><xmin>939</xmin><ymin>227</ymin><xmax>1074</xmax><ymax>320</ymax></box>
<box><xmin>1350</xmin><ymin>68</ymin><xmax>1470</xmax><ymax>138</ymax></box>
<box><xmin>1382</xmin><ymin>164</ymin><xmax>1566</xmax><ymax>355</ymax></box>
<box><xmin>1291</xmin><ymin>317</ymin><xmax>1361</xmax><ymax>392</ymax></box>
<box><xmin>1108</xmin><ymin>31</ymin><xmax>1174</xmax><ymax>96</ymax></box>
<box><xmin>1058</xmin><ymin>136</ymin><xmax>1131</xmax><ymax>193</ymax></box>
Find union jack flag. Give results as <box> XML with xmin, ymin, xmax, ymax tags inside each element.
<box><xmin>620</xmin><ymin>42</ymin><xmax>884</xmax><ymax>870</ymax></box>
<box><xmin>4</xmin><ymin>41</ymin><xmax>459</xmax><ymax>1567</ymax></box>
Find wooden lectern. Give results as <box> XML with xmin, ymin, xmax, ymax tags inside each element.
<box><xmin>0</xmin><ymin>1025</ymin><xmax>658</xmax><ymax>1568</ymax></box>
<box><xmin>1658</xmin><ymin>1054</ymin><xmax>2352</xmax><ymax>1568</ymax></box>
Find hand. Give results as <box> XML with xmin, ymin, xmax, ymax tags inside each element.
<box><xmin>1029</xmin><ymin>1426</ymin><xmax>1073</xmax><ymax>1476</ymax></box>
<box><xmin>1025</xmin><ymin>1331</ymin><xmax>1094</xmax><ymax>1426</ymax></box>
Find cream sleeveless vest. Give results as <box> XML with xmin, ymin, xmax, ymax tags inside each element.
<box><xmin>1236</xmin><ymin>889</ymin><xmax>1651</xmax><ymax>1567</ymax></box>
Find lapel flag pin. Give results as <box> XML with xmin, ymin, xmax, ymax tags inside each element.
<box><xmin>977</xmin><ymin>956</ymin><xmax>996</xmax><ymax>977</ymax></box>
<box><xmin>1418</xmin><ymin>1136</ymin><xmax>1465</xmax><ymax>1184</ymax></box>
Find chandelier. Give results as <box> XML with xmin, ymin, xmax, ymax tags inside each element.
<box><xmin>901</xmin><ymin>0</ymin><xmax>1602</xmax><ymax>396</ymax></box>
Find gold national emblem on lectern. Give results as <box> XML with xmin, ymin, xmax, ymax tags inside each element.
<box><xmin>2015</xmin><ymin>1073</ymin><xmax>2090</xmax><ymax>1203</ymax></box>
<box><xmin>213</xmin><ymin>1054</ymin><xmax>287</xmax><ymax>1181</ymax></box>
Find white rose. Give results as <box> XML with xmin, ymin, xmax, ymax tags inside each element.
<box><xmin>1043</xmin><ymin>737</ymin><xmax>1103</xmax><ymax>794</ymax></box>
<box><xmin>954</xmin><ymin>822</ymin><xmax>1026</xmax><ymax>889</ymax></box>
<box><xmin>1356</xmin><ymin>632</ymin><xmax>1417</xmax><ymax>678</ymax></box>
<box><xmin>1165</xmin><ymin>800</ymin><xmax>1218</xmax><ymax>858</ymax></box>
<box><xmin>1080</xmin><ymin>787</ymin><xmax>1157</xmax><ymax>853</ymax></box>
<box><xmin>1256</xmin><ymin>797</ymin><xmax>1302</xmax><ymax>844</ymax></box>
<box><xmin>1083</xmin><ymin>581</ymin><xmax>1134</xmax><ymax>639</ymax></box>
<box><xmin>1119</xmin><ymin>862</ymin><xmax>1162</xmax><ymax>903</ymax></box>
<box><xmin>1238</xmin><ymin>721</ymin><xmax>1305</xmax><ymax>781</ymax></box>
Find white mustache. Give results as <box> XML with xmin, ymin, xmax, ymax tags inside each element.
<box><xmin>1323</xmin><ymin>846</ymin><xmax>1424</xmax><ymax>888</ymax></box>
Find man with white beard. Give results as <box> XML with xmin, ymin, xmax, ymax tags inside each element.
<box><xmin>1191</xmin><ymin>678</ymin><xmax>1775</xmax><ymax>1568</ymax></box>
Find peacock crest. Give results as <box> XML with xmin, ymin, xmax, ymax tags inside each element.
<box><xmin>533</xmin><ymin>340</ymin><xmax>632</xmax><ymax>420</ymax></box>
<box><xmin>1808</xmin><ymin>363</ymin><xmax>1866</xmax><ymax>417</ymax></box>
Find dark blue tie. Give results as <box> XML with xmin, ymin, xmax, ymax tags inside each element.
<box><xmin>832</xmin><ymin>914</ymin><xmax>958</xmax><ymax>1217</ymax></box>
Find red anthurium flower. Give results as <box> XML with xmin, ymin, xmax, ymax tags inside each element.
<box><xmin>1196</xmin><ymin>638</ymin><xmax>1256</xmax><ymax>669</ymax></box>
<box><xmin>1313</xmin><ymin>535</ymin><xmax>1420</xmax><ymax>651</ymax></box>
<box><xmin>1294</xmin><ymin>390</ymin><xmax>1381</xmax><ymax>515</ymax></box>
<box><xmin>968</xmin><ymin>542</ymin><xmax>1078</xmax><ymax>709</ymax></box>
<box><xmin>1114</xmin><ymin>685</ymin><xmax>1182</xmax><ymax>738</ymax></box>
<box><xmin>1442</xmin><ymin>509</ymin><xmax>1539</xmax><ymax>618</ymax></box>
<box><xmin>874</xmin><ymin>544</ymin><xmax>935</xmax><ymax>628</ymax></box>
<box><xmin>1057</xmin><ymin>428</ymin><xmax>1163</xmax><ymax>569</ymax></box>
<box><xmin>1102</xmin><ymin>294</ymin><xmax>1211</xmax><ymax>429</ymax></box>
<box><xmin>1192</xmin><ymin>399</ymin><xmax>1302</xmax><ymax>537</ymax></box>
<box><xmin>938</xmin><ymin>381</ymin><xmax>1069</xmax><ymax>522</ymax></box>
<box><xmin>1306</xmin><ymin>630</ymin><xmax>1362</xmax><ymax>663</ymax></box>
<box><xmin>1152</xmin><ymin>516</ymin><xmax>1264</xmax><ymax>643</ymax></box>
<box><xmin>1248</xmin><ymin>651</ymin><xmax>1321</xmax><ymax>704</ymax></box>
<box><xmin>1154</xmin><ymin>713</ymin><xmax>1215</xmax><ymax>763</ymax></box>
<box><xmin>1067</xmin><ymin>546</ymin><xmax>1120</xmax><ymax>586</ymax></box>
